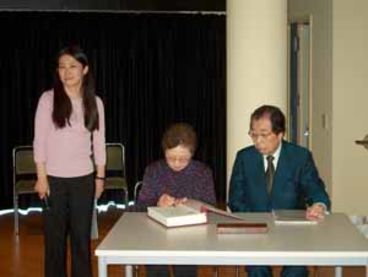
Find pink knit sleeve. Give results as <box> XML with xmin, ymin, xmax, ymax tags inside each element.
<box><xmin>33</xmin><ymin>91</ymin><xmax>53</xmax><ymax>163</ymax></box>
<box><xmin>92</xmin><ymin>96</ymin><xmax>106</xmax><ymax>166</ymax></box>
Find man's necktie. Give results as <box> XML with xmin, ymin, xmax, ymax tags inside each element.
<box><xmin>265</xmin><ymin>155</ymin><xmax>275</xmax><ymax>194</ymax></box>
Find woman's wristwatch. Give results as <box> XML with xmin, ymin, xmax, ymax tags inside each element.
<box><xmin>95</xmin><ymin>176</ymin><xmax>106</xmax><ymax>181</ymax></box>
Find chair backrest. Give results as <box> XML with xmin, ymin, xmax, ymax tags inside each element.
<box><xmin>105</xmin><ymin>143</ymin><xmax>126</xmax><ymax>176</ymax></box>
<box><xmin>134</xmin><ymin>181</ymin><xmax>143</xmax><ymax>202</ymax></box>
<box><xmin>13</xmin><ymin>146</ymin><xmax>36</xmax><ymax>176</ymax></box>
<box><xmin>13</xmin><ymin>146</ymin><xmax>37</xmax><ymax>195</ymax></box>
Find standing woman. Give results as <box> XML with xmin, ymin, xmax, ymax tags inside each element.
<box><xmin>33</xmin><ymin>45</ymin><xmax>106</xmax><ymax>277</ymax></box>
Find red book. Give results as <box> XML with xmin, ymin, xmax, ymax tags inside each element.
<box><xmin>217</xmin><ymin>222</ymin><xmax>268</xmax><ymax>234</ymax></box>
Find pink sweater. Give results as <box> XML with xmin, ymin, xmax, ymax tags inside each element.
<box><xmin>33</xmin><ymin>90</ymin><xmax>106</xmax><ymax>177</ymax></box>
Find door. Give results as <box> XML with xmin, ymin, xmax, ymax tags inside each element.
<box><xmin>288</xmin><ymin>22</ymin><xmax>311</xmax><ymax>149</ymax></box>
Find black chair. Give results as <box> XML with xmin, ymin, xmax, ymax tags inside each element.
<box><xmin>104</xmin><ymin>143</ymin><xmax>128</xmax><ymax>206</ymax></box>
<box><xmin>13</xmin><ymin>145</ymin><xmax>37</xmax><ymax>235</ymax></box>
<box><xmin>134</xmin><ymin>181</ymin><xmax>143</xmax><ymax>203</ymax></box>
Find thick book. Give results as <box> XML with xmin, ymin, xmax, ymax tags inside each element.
<box><xmin>147</xmin><ymin>199</ymin><xmax>243</xmax><ymax>228</ymax></box>
<box><xmin>272</xmin><ymin>209</ymin><xmax>318</xmax><ymax>225</ymax></box>
<box><xmin>217</xmin><ymin>222</ymin><xmax>268</xmax><ymax>234</ymax></box>
<box><xmin>147</xmin><ymin>203</ymin><xmax>207</xmax><ymax>228</ymax></box>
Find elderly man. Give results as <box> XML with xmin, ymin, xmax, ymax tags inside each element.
<box><xmin>229</xmin><ymin>105</ymin><xmax>330</xmax><ymax>277</ymax></box>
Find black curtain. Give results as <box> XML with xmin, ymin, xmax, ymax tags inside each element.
<box><xmin>0</xmin><ymin>11</ymin><xmax>226</xmax><ymax>208</ymax></box>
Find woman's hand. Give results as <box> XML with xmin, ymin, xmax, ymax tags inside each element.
<box><xmin>174</xmin><ymin>197</ymin><xmax>188</xmax><ymax>206</ymax></box>
<box><xmin>157</xmin><ymin>194</ymin><xmax>188</xmax><ymax>207</ymax></box>
<box><xmin>157</xmin><ymin>193</ymin><xmax>177</xmax><ymax>207</ymax></box>
<box><xmin>95</xmin><ymin>178</ymin><xmax>105</xmax><ymax>199</ymax></box>
<box><xmin>95</xmin><ymin>165</ymin><xmax>105</xmax><ymax>199</ymax></box>
<box><xmin>34</xmin><ymin>177</ymin><xmax>49</xmax><ymax>199</ymax></box>
<box><xmin>35</xmin><ymin>163</ymin><xmax>49</xmax><ymax>199</ymax></box>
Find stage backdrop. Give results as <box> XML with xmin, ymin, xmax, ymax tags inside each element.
<box><xmin>0</xmin><ymin>11</ymin><xmax>226</xmax><ymax>209</ymax></box>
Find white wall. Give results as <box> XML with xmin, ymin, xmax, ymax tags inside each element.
<box><xmin>332</xmin><ymin>0</ymin><xmax>368</xmax><ymax>214</ymax></box>
<box><xmin>289</xmin><ymin>0</ymin><xmax>368</xmax><ymax>214</ymax></box>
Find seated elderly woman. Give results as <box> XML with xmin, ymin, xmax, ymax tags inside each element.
<box><xmin>137</xmin><ymin>122</ymin><xmax>216</xmax><ymax>277</ymax></box>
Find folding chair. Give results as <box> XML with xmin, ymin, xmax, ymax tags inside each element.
<box><xmin>134</xmin><ymin>181</ymin><xmax>143</xmax><ymax>203</ymax></box>
<box><xmin>104</xmin><ymin>143</ymin><xmax>129</xmax><ymax>206</ymax></box>
<box><xmin>13</xmin><ymin>145</ymin><xmax>37</xmax><ymax>235</ymax></box>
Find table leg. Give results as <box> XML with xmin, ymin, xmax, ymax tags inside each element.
<box><xmin>98</xmin><ymin>257</ymin><xmax>107</xmax><ymax>277</ymax></box>
<box><xmin>125</xmin><ymin>265</ymin><xmax>133</xmax><ymax>277</ymax></box>
<box><xmin>335</xmin><ymin>266</ymin><xmax>342</xmax><ymax>277</ymax></box>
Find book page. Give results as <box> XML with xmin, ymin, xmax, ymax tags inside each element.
<box><xmin>182</xmin><ymin>199</ymin><xmax>244</xmax><ymax>220</ymax></box>
<box><xmin>154</xmin><ymin>206</ymin><xmax>198</xmax><ymax>217</ymax></box>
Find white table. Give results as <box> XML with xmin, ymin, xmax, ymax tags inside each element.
<box><xmin>95</xmin><ymin>212</ymin><xmax>368</xmax><ymax>277</ymax></box>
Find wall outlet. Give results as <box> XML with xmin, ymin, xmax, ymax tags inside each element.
<box><xmin>322</xmin><ymin>113</ymin><xmax>328</xmax><ymax>130</ymax></box>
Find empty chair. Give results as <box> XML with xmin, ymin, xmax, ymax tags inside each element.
<box><xmin>134</xmin><ymin>181</ymin><xmax>143</xmax><ymax>203</ymax></box>
<box><xmin>104</xmin><ymin>143</ymin><xmax>128</xmax><ymax>206</ymax></box>
<box><xmin>13</xmin><ymin>145</ymin><xmax>37</xmax><ymax>235</ymax></box>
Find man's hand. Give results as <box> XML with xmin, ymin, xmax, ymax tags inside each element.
<box><xmin>306</xmin><ymin>203</ymin><xmax>327</xmax><ymax>221</ymax></box>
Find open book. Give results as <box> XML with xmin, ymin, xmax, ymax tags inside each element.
<box><xmin>147</xmin><ymin>199</ymin><xmax>264</xmax><ymax>229</ymax></box>
<box><xmin>272</xmin><ymin>209</ymin><xmax>318</xmax><ymax>225</ymax></box>
<box><xmin>147</xmin><ymin>199</ymin><xmax>244</xmax><ymax>228</ymax></box>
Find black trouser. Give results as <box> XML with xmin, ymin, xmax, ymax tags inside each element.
<box><xmin>146</xmin><ymin>265</ymin><xmax>197</xmax><ymax>277</ymax></box>
<box><xmin>43</xmin><ymin>174</ymin><xmax>95</xmax><ymax>277</ymax></box>
<box><xmin>247</xmin><ymin>265</ymin><xmax>308</xmax><ymax>277</ymax></box>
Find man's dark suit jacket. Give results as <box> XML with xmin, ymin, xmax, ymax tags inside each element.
<box><xmin>229</xmin><ymin>140</ymin><xmax>331</xmax><ymax>212</ymax></box>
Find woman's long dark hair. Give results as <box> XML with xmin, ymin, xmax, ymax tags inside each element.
<box><xmin>52</xmin><ymin>45</ymin><xmax>99</xmax><ymax>132</ymax></box>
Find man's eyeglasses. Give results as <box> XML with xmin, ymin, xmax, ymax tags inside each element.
<box><xmin>248</xmin><ymin>130</ymin><xmax>274</xmax><ymax>141</ymax></box>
